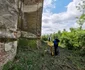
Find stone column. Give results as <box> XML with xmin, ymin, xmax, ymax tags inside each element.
<box><xmin>0</xmin><ymin>0</ymin><xmax>19</xmax><ymax>69</ymax></box>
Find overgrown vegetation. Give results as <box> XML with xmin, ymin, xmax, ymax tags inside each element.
<box><xmin>18</xmin><ymin>38</ymin><xmax>37</xmax><ymax>49</ymax></box>
<box><xmin>42</xmin><ymin>27</ymin><xmax>85</xmax><ymax>55</ymax></box>
<box><xmin>3</xmin><ymin>42</ymin><xmax>85</xmax><ymax>70</ymax></box>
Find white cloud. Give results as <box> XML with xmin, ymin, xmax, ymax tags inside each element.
<box><xmin>44</xmin><ymin>0</ymin><xmax>56</xmax><ymax>8</ymax></box>
<box><xmin>42</xmin><ymin>0</ymin><xmax>85</xmax><ymax>35</ymax></box>
<box><xmin>43</xmin><ymin>0</ymin><xmax>56</xmax><ymax>13</ymax></box>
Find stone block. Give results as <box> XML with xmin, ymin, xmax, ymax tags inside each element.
<box><xmin>21</xmin><ymin>31</ymin><xmax>37</xmax><ymax>38</ymax></box>
<box><xmin>5</xmin><ymin>42</ymin><xmax>12</xmax><ymax>52</ymax></box>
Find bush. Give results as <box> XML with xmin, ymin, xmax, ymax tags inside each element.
<box><xmin>79</xmin><ymin>47</ymin><xmax>85</xmax><ymax>56</ymax></box>
<box><xmin>18</xmin><ymin>38</ymin><xmax>37</xmax><ymax>49</ymax></box>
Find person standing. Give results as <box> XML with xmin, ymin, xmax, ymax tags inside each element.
<box><xmin>48</xmin><ymin>35</ymin><xmax>51</xmax><ymax>42</ymax></box>
<box><xmin>47</xmin><ymin>35</ymin><xmax>54</xmax><ymax>55</ymax></box>
<box><xmin>53</xmin><ymin>38</ymin><xmax>60</xmax><ymax>55</ymax></box>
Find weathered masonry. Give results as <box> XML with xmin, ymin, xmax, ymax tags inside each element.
<box><xmin>0</xmin><ymin>0</ymin><xmax>44</xmax><ymax>69</ymax></box>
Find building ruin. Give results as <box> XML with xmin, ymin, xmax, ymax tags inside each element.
<box><xmin>0</xmin><ymin>0</ymin><xmax>44</xmax><ymax>69</ymax></box>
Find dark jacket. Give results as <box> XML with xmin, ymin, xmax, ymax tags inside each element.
<box><xmin>53</xmin><ymin>38</ymin><xmax>60</xmax><ymax>47</ymax></box>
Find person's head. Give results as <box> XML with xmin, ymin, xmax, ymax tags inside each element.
<box><xmin>55</xmin><ymin>38</ymin><xmax>58</xmax><ymax>41</ymax></box>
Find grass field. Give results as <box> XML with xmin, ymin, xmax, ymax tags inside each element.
<box><xmin>3</xmin><ymin>41</ymin><xmax>85</xmax><ymax>70</ymax></box>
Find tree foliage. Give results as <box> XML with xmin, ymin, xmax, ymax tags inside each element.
<box><xmin>42</xmin><ymin>28</ymin><xmax>85</xmax><ymax>51</ymax></box>
<box><xmin>76</xmin><ymin>0</ymin><xmax>85</xmax><ymax>28</ymax></box>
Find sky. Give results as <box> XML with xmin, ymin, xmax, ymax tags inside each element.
<box><xmin>42</xmin><ymin>0</ymin><xmax>85</xmax><ymax>35</ymax></box>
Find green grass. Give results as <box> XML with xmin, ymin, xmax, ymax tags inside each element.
<box><xmin>18</xmin><ymin>38</ymin><xmax>37</xmax><ymax>49</ymax></box>
<box><xmin>3</xmin><ymin>41</ymin><xmax>85</xmax><ymax>70</ymax></box>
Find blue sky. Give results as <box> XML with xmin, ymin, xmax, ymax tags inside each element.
<box><xmin>42</xmin><ymin>0</ymin><xmax>84</xmax><ymax>35</ymax></box>
<box><xmin>50</xmin><ymin>0</ymin><xmax>72</xmax><ymax>13</ymax></box>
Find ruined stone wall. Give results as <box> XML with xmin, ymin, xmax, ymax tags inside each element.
<box><xmin>0</xmin><ymin>0</ymin><xmax>19</xmax><ymax>69</ymax></box>
<box><xmin>0</xmin><ymin>0</ymin><xmax>43</xmax><ymax>69</ymax></box>
<box><xmin>22</xmin><ymin>7</ymin><xmax>42</xmax><ymax>35</ymax></box>
<box><xmin>21</xmin><ymin>0</ymin><xmax>43</xmax><ymax>38</ymax></box>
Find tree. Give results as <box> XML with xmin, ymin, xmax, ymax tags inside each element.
<box><xmin>70</xmin><ymin>28</ymin><xmax>75</xmax><ymax>32</ymax></box>
<box><xmin>76</xmin><ymin>0</ymin><xmax>85</xmax><ymax>28</ymax></box>
<box><xmin>63</xmin><ymin>29</ymin><xmax>66</xmax><ymax>32</ymax></box>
